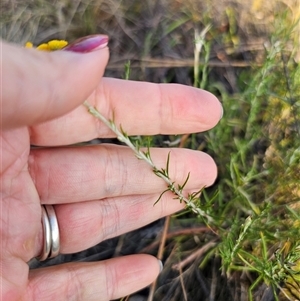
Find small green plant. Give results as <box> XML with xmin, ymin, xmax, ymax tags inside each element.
<box><xmin>83</xmin><ymin>100</ymin><xmax>213</xmax><ymax>223</ymax></box>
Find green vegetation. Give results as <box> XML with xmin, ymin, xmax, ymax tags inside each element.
<box><xmin>1</xmin><ymin>0</ymin><xmax>299</xmax><ymax>300</ymax></box>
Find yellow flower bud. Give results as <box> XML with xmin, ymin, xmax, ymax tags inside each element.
<box><xmin>24</xmin><ymin>40</ymin><xmax>68</xmax><ymax>51</ymax></box>
<box><xmin>36</xmin><ymin>43</ymin><xmax>51</xmax><ymax>51</ymax></box>
<box><xmin>25</xmin><ymin>42</ymin><xmax>33</xmax><ymax>48</ymax></box>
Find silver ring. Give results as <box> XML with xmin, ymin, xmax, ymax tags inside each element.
<box><xmin>37</xmin><ymin>205</ymin><xmax>60</xmax><ymax>261</ymax></box>
<box><xmin>36</xmin><ymin>206</ymin><xmax>51</xmax><ymax>261</ymax></box>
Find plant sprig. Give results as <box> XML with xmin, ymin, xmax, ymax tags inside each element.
<box><xmin>83</xmin><ymin>100</ymin><xmax>213</xmax><ymax>223</ymax></box>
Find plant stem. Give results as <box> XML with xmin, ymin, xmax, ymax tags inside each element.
<box><xmin>83</xmin><ymin>100</ymin><xmax>213</xmax><ymax>223</ymax></box>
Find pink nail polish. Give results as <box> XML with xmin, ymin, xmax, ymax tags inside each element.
<box><xmin>63</xmin><ymin>34</ymin><xmax>109</xmax><ymax>53</ymax></box>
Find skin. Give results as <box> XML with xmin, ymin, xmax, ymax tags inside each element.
<box><xmin>0</xmin><ymin>40</ymin><xmax>223</xmax><ymax>300</ymax></box>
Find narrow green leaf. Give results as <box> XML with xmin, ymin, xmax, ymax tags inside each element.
<box><xmin>154</xmin><ymin>189</ymin><xmax>170</xmax><ymax>205</ymax></box>
<box><xmin>165</xmin><ymin>152</ymin><xmax>171</xmax><ymax>176</ymax></box>
<box><xmin>179</xmin><ymin>172</ymin><xmax>190</xmax><ymax>191</ymax></box>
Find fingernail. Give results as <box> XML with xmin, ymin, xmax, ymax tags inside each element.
<box><xmin>158</xmin><ymin>259</ymin><xmax>163</xmax><ymax>273</ymax></box>
<box><xmin>220</xmin><ymin>104</ymin><xmax>224</xmax><ymax>119</ymax></box>
<box><xmin>63</xmin><ymin>34</ymin><xmax>109</xmax><ymax>53</ymax></box>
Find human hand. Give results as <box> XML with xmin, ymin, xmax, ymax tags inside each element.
<box><xmin>0</xmin><ymin>36</ymin><xmax>222</xmax><ymax>301</ymax></box>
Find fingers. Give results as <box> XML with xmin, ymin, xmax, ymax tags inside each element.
<box><xmin>30</xmin><ymin>143</ymin><xmax>215</xmax><ymax>255</ymax></box>
<box><xmin>0</xmin><ymin>40</ymin><xmax>109</xmax><ymax>129</ymax></box>
<box><xmin>30</xmin><ymin>78</ymin><xmax>223</xmax><ymax>146</ymax></box>
<box><xmin>28</xmin><ymin>145</ymin><xmax>217</xmax><ymax>204</ymax></box>
<box><xmin>26</xmin><ymin>255</ymin><xmax>161</xmax><ymax>301</ymax></box>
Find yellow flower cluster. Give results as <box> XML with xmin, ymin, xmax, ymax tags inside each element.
<box><xmin>25</xmin><ymin>40</ymin><xmax>68</xmax><ymax>51</ymax></box>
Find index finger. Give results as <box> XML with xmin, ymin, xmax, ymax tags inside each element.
<box><xmin>30</xmin><ymin>78</ymin><xmax>222</xmax><ymax>146</ymax></box>
<box><xmin>1</xmin><ymin>40</ymin><xmax>109</xmax><ymax>129</ymax></box>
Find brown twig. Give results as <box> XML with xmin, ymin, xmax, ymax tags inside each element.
<box><xmin>147</xmin><ymin>215</ymin><xmax>171</xmax><ymax>301</ymax></box>
<box><xmin>178</xmin><ymin>262</ymin><xmax>188</xmax><ymax>301</ymax></box>
<box><xmin>179</xmin><ymin>134</ymin><xmax>190</xmax><ymax>148</ymax></box>
<box><xmin>107</xmin><ymin>58</ymin><xmax>259</xmax><ymax>70</ymax></box>
<box><xmin>172</xmin><ymin>241</ymin><xmax>218</xmax><ymax>271</ymax></box>
<box><xmin>140</xmin><ymin>226</ymin><xmax>213</xmax><ymax>253</ymax></box>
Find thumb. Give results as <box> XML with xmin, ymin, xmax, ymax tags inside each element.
<box><xmin>0</xmin><ymin>36</ymin><xmax>109</xmax><ymax>129</ymax></box>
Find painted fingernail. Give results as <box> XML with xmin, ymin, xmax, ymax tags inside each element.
<box><xmin>158</xmin><ymin>259</ymin><xmax>163</xmax><ymax>273</ymax></box>
<box><xmin>63</xmin><ymin>34</ymin><xmax>109</xmax><ymax>53</ymax></box>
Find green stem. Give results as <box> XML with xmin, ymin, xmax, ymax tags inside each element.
<box><xmin>83</xmin><ymin>101</ymin><xmax>213</xmax><ymax>223</ymax></box>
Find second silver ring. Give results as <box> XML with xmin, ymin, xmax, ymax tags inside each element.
<box><xmin>37</xmin><ymin>205</ymin><xmax>60</xmax><ymax>261</ymax></box>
